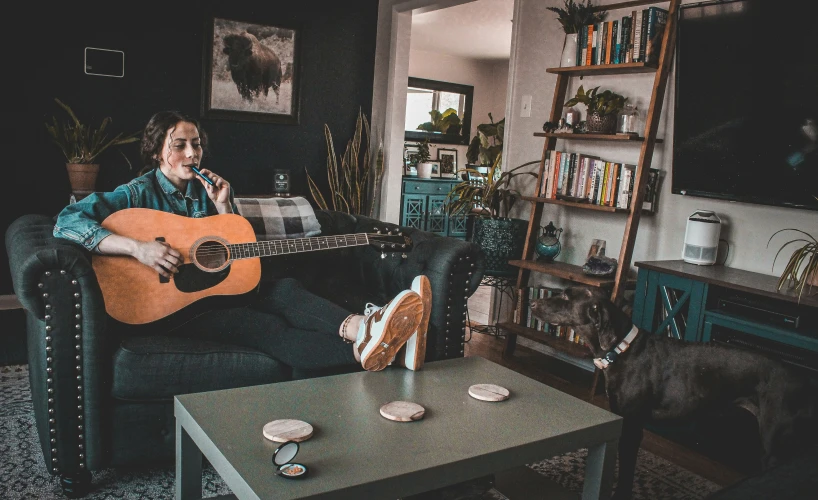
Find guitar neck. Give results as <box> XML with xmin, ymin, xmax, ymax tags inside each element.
<box><xmin>227</xmin><ymin>233</ymin><xmax>371</xmax><ymax>260</ymax></box>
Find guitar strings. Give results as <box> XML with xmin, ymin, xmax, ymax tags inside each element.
<box><xmin>191</xmin><ymin>234</ymin><xmax>393</xmax><ymax>258</ymax></box>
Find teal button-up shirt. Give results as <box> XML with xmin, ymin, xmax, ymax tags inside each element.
<box><xmin>53</xmin><ymin>168</ymin><xmax>238</xmax><ymax>252</ymax></box>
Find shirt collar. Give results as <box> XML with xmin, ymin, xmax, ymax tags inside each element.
<box><xmin>155</xmin><ymin>168</ymin><xmax>200</xmax><ymax>201</ymax></box>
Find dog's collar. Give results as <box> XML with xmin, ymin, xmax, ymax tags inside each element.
<box><xmin>593</xmin><ymin>325</ymin><xmax>639</xmax><ymax>370</ymax></box>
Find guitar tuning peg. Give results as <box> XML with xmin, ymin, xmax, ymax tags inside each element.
<box><xmin>401</xmin><ymin>253</ymin><xmax>407</xmax><ymax>259</ymax></box>
<box><xmin>380</xmin><ymin>243</ymin><xmax>386</xmax><ymax>249</ymax></box>
<box><xmin>381</xmin><ymin>253</ymin><xmax>386</xmax><ymax>259</ymax></box>
<box><xmin>391</xmin><ymin>244</ymin><xmax>397</xmax><ymax>248</ymax></box>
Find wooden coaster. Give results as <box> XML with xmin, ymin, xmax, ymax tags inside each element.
<box><xmin>468</xmin><ymin>384</ymin><xmax>510</xmax><ymax>402</ymax></box>
<box><xmin>262</xmin><ymin>419</ymin><xmax>314</xmax><ymax>443</ymax></box>
<box><xmin>379</xmin><ymin>401</ymin><xmax>425</xmax><ymax>422</ymax></box>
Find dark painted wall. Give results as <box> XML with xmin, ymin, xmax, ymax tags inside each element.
<box><xmin>2</xmin><ymin>1</ymin><xmax>379</xmax><ymax>294</ymax></box>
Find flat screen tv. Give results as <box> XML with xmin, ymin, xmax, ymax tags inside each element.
<box><xmin>672</xmin><ymin>0</ymin><xmax>818</xmax><ymax>211</ymax></box>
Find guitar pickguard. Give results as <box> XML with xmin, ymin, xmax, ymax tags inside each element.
<box><xmin>174</xmin><ymin>263</ymin><xmax>231</xmax><ymax>293</ymax></box>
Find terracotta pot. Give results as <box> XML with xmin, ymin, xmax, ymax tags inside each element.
<box><xmin>586</xmin><ymin>112</ymin><xmax>617</xmax><ymax>134</ymax></box>
<box><xmin>66</xmin><ymin>163</ymin><xmax>100</xmax><ymax>200</ymax></box>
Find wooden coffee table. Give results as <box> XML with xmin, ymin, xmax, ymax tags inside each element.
<box><xmin>175</xmin><ymin>356</ymin><xmax>621</xmax><ymax>499</ymax></box>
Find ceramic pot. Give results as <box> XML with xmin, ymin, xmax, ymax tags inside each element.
<box><xmin>66</xmin><ymin>163</ymin><xmax>99</xmax><ymax>200</ymax></box>
<box><xmin>560</xmin><ymin>33</ymin><xmax>579</xmax><ymax>67</ymax></box>
<box><xmin>417</xmin><ymin>162</ymin><xmax>434</xmax><ymax>179</ymax></box>
<box><xmin>535</xmin><ymin>221</ymin><xmax>562</xmax><ymax>262</ymax></box>
<box><xmin>586</xmin><ymin>112</ymin><xmax>617</xmax><ymax>134</ymax></box>
<box><xmin>471</xmin><ymin>216</ymin><xmax>528</xmax><ymax>277</ymax></box>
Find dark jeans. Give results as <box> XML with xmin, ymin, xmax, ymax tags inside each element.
<box><xmin>175</xmin><ymin>278</ymin><xmax>358</xmax><ymax>370</ymax></box>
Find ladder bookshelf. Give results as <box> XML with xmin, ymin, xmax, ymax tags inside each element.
<box><xmin>499</xmin><ymin>0</ymin><xmax>681</xmax><ymax>398</ymax></box>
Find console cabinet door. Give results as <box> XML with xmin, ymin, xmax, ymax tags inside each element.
<box><xmin>426</xmin><ymin>194</ymin><xmax>449</xmax><ymax>236</ymax></box>
<box><xmin>402</xmin><ymin>194</ymin><xmax>427</xmax><ymax>230</ymax></box>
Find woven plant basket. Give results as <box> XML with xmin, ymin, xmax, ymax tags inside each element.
<box><xmin>586</xmin><ymin>112</ymin><xmax>617</xmax><ymax>134</ymax></box>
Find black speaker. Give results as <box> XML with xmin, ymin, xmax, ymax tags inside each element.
<box><xmin>84</xmin><ymin>47</ymin><xmax>124</xmax><ymax>77</ymax></box>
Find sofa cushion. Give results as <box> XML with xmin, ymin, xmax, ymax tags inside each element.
<box><xmin>111</xmin><ymin>336</ymin><xmax>290</xmax><ymax>400</ymax></box>
<box><xmin>234</xmin><ymin>196</ymin><xmax>321</xmax><ymax>239</ymax></box>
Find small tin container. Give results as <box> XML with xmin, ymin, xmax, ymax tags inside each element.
<box><xmin>273</xmin><ymin>441</ymin><xmax>308</xmax><ymax>479</ymax></box>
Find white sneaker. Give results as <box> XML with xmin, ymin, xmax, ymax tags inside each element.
<box><xmin>394</xmin><ymin>275</ymin><xmax>431</xmax><ymax>371</ymax></box>
<box><xmin>355</xmin><ymin>290</ymin><xmax>423</xmax><ymax>372</ymax></box>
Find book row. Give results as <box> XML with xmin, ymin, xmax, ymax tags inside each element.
<box><xmin>575</xmin><ymin>6</ymin><xmax>668</xmax><ymax>67</ymax></box>
<box><xmin>513</xmin><ymin>286</ymin><xmax>586</xmax><ymax>346</ymax></box>
<box><xmin>538</xmin><ymin>150</ymin><xmax>659</xmax><ymax>212</ymax></box>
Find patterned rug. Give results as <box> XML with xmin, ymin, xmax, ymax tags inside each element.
<box><xmin>0</xmin><ymin>365</ymin><xmax>720</xmax><ymax>499</ymax></box>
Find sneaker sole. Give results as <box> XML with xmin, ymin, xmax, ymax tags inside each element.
<box><xmin>360</xmin><ymin>292</ymin><xmax>423</xmax><ymax>372</ymax></box>
<box><xmin>403</xmin><ymin>276</ymin><xmax>431</xmax><ymax>370</ymax></box>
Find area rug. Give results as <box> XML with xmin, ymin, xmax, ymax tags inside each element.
<box><xmin>1</xmin><ymin>365</ymin><xmax>720</xmax><ymax>499</ymax></box>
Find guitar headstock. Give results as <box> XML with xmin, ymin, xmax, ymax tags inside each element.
<box><xmin>367</xmin><ymin>229</ymin><xmax>413</xmax><ymax>257</ymax></box>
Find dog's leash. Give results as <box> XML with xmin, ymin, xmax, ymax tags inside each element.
<box><xmin>593</xmin><ymin>325</ymin><xmax>640</xmax><ymax>370</ymax></box>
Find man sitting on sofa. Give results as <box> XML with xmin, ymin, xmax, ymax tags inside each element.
<box><xmin>52</xmin><ymin>109</ymin><xmax>431</xmax><ymax>373</ymax></box>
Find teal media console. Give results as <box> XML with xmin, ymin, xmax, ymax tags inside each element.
<box><xmin>632</xmin><ymin>260</ymin><xmax>818</xmax><ymax>375</ymax></box>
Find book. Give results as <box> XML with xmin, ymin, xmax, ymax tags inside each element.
<box><xmin>632</xmin><ymin>10</ymin><xmax>642</xmax><ymax>63</ymax></box>
<box><xmin>617</xmin><ymin>165</ymin><xmax>635</xmax><ymax>209</ymax></box>
<box><xmin>638</xmin><ymin>8</ymin><xmax>649</xmax><ymax>63</ymax></box>
<box><xmin>644</xmin><ymin>6</ymin><xmax>668</xmax><ymax>65</ymax></box>
<box><xmin>539</xmin><ymin>157</ymin><xmax>550</xmax><ymax>196</ymax></box>
<box><xmin>587</xmin><ymin>159</ymin><xmax>599</xmax><ymax>203</ymax></box>
<box><xmin>598</xmin><ymin>22</ymin><xmax>607</xmax><ymax>65</ymax></box>
<box><xmin>620</xmin><ymin>16</ymin><xmax>632</xmax><ymax>64</ymax></box>
<box><xmin>586</xmin><ymin>25</ymin><xmax>594</xmax><ymax>66</ymax></box>
<box><xmin>577</xmin><ymin>24</ymin><xmax>585</xmax><ymax>67</ymax></box>
<box><xmin>551</xmin><ymin>151</ymin><xmax>561</xmax><ymax>198</ymax></box>
<box><xmin>611</xmin><ymin>20</ymin><xmax>619</xmax><ymax>64</ymax></box>
<box><xmin>605</xmin><ymin>21</ymin><xmax>614</xmax><ymax>64</ymax></box>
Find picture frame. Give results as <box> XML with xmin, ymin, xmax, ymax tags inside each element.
<box><xmin>437</xmin><ymin>148</ymin><xmax>458</xmax><ymax>178</ymax></box>
<box><xmin>202</xmin><ymin>16</ymin><xmax>301</xmax><ymax>124</ymax></box>
<box><xmin>429</xmin><ymin>161</ymin><xmax>441</xmax><ymax>178</ymax></box>
<box><xmin>404</xmin><ymin>143</ymin><xmax>420</xmax><ymax>176</ymax></box>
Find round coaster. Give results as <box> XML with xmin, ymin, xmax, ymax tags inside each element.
<box><xmin>262</xmin><ymin>419</ymin><xmax>314</xmax><ymax>443</ymax></box>
<box><xmin>468</xmin><ymin>384</ymin><xmax>510</xmax><ymax>402</ymax></box>
<box><xmin>379</xmin><ymin>401</ymin><xmax>425</xmax><ymax>422</ymax></box>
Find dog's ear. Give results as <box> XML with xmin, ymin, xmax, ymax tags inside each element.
<box><xmin>587</xmin><ymin>296</ymin><xmax>618</xmax><ymax>351</ymax></box>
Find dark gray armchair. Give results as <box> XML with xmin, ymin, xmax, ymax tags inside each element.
<box><xmin>5</xmin><ymin>209</ymin><xmax>485</xmax><ymax>497</ymax></box>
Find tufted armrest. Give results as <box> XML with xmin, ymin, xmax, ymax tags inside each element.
<box><xmin>5</xmin><ymin>214</ymin><xmax>109</xmax><ymax>477</ymax></box>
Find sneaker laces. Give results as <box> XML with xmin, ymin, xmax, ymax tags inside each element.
<box><xmin>363</xmin><ymin>302</ymin><xmax>381</xmax><ymax>317</ymax></box>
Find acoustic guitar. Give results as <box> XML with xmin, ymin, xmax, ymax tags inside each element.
<box><xmin>92</xmin><ymin>208</ymin><xmax>411</xmax><ymax>325</ymax></box>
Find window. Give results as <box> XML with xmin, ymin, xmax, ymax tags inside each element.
<box><xmin>405</xmin><ymin>77</ymin><xmax>473</xmax><ymax>146</ymax></box>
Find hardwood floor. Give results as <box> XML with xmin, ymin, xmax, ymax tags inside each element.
<box><xmin>463</xmin><ymin>328</ymin><xmax>748</xmax><ymax>489</ymax></box>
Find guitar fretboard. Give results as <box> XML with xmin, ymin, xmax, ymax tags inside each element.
<box><xmin>227</xmin><ymin>233</ymin><xmax>370</xmax><ymax>260</ymax></box>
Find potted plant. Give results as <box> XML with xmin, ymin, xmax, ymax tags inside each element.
<box><xmin>547</xmin><ymin>0</ymin><xmax>607</xmax><ymax>67</ymax></box>
<box><xmin>411</xmin><ymin>138</ymin><xmax>435</xmax><ymax>179</ymax></box>
<box><xmin>416</xmin><ymin>108</ymin><xmax>463</xmax><ymax>136</ymax></box>
<box><xmin>768</xmin><ymin>229</ymin><xmax>818</xmax><ymax>302</ymax></box>
<box><xmin>466</xmin><ymin>113</ymin><xmax>504</xmax><ymax>171</ymax></box>
<box><xmin>45</xmin><ymin>98</ymin><xmax>139</xmax><ymax>200</ymax></box>
<box><xmin>306</xmin><ymin>108</ymin><xmax>384</xmax><ymax>217</ymax></box>
<box><xmin>564</xmin><ymin>85</ymin><xmax>627</xmax><ymax>134</ymax></box>
<box><xmin>446</xmin><ymin>153</ymin><xmax>539</xmax><ymax>276</ymax></box>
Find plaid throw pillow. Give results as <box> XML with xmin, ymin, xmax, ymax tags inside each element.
<box><xmin>234</xmin><ymin>196</ymin><xmax>321</xmax><ymax>240</ymax></box>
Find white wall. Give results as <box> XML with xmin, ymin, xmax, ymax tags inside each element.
<box><xmin>408</xmin><ymin>49</ymin><xmax>509</xmax><ymax>172</ymax></box>
<box><xmin>504</xmin><ymin>0</ymin><xmax>818</xmax><ymax>282</ymax></box>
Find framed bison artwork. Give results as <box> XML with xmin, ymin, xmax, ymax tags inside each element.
<box><xmin>202</xmin><ymin>16</ymin><xmax>300</xmax><ymax>124</ymax></box>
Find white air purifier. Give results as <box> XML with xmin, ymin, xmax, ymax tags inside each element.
<box><xmin>682</xmin><ymin>210</ymin><xmax>721</xmax><ymax>265</ymax></box>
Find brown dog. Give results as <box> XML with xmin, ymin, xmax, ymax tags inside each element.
<box><xmin>530</xmin><ymin>286</ymin><xmax>816</xmax><ymax>500</ymax></box>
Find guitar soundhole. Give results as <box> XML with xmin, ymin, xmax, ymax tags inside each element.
<box><xmin>194</xmin><ymin>240</ymin><xmax>229</xmax><ymax>271</ymax></box>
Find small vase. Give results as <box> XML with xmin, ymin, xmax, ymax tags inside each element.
<box><xmin>560</xmin><ymin>33</ymin><xmax>579</xmax><ymax>68</ymax></box>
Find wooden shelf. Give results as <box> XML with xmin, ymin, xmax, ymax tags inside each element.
<box><xmin>522</xmin><ymin>195</ymin><xmax>656</xmax><ymax>215</ymax></box>
<box><xmin>533</xmin><ymin>132</ymin><xmax>663</xmax><ymax>143</ymax></box>
<box><xmin>496</xmin><ymin>322</ymin><xmax>592</xmax><ymax>360</ymax></box>
<box><xmin>508</xmin><ymin>260</ymin><xmax>616</xmax><ymax>288</ymax></box>
<box><xmin>522</xmin><ymin>195</ymin><xmax>628</xmax><ymax>213</ymax></box>
<box><xmin>545</xmin><ymin>62</ymin><xmax>657</xmax><ymax>77</ymax></box>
